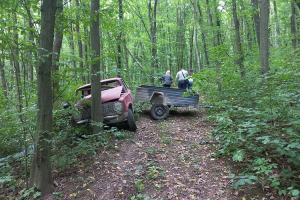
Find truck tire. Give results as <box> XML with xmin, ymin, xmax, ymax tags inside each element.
<box><xmin>127</xmin><ymin>109</ymin><xmax>137</xmax><ymax>132</ymax></box>
<box><xmin>150</xmin><ymin>104</ymin><xmax>169</xmax><ymax>120</ymax></box>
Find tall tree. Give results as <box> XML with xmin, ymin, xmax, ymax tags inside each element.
<box><xmin>291</xmin><ymin>0</ymin><xmax>297</xmax><ymax>50</ymax></box>
<box><xmin>273</xmin><ymin>0</ymin><xmax>281</xmax><ymax>45</ymax></box>
<box><xmin>75</xmin><ymin>0</ymin><xmax>85</xmax><ymax>83</ymax></box>
<box><xmin>232</xmin><ymin>0</ymin><xmax>245</xmax><ymax>77</ymax></box>
<box><xmin>52</xmin><ymin>0</ymin><xmax>64</xmax><ymax>106</ymax></box>
<box><xmin>117</xmin><ymin>0</ymin><xmax>124</xmax><ymax>78</ymax></box>
<box><xmin>148</xmin><ymin>0</ymin><xmax>158</xmax><ymax>84</ymax></box>
<box><xmin>260</xmin><ymin>0</ymin><xmax>270</xmax><ymax>74</ymax></box>
<box><xmin>0</xmin><ymin>58</ymin><xmax>7</xmax><ymax>99</ymax></box>
<box><xmin>90</xmin><ymin>0</ymin><xmax>103</xmax><ymax>134</ymax></box>
<box><xmin>196</xmin><ymin>1</ymin><xmax>209</xmax><ymax>67</ymax></box>
<box><xmin>251</xmin><ymin>0</ymin><xmax>260</xmax><ymax>47</ymax></box>
<box><xmin>29</xmin><ymin>0</ymin><xmax>57</xmax><ymax>196</ymax></box>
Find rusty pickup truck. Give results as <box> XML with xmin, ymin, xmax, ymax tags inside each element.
<box><xmin>66</xmin><ymin>78</ymin><xmax>137</xmax><ymax>131</ymax></box>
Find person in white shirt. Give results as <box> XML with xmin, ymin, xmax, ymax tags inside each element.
<box><xmin>174</xmin><ymin>68</ymin><xmax>188</xmax><ymax>89</ymax></box>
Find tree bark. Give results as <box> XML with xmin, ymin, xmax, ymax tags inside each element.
<box><xmin>206</xmin><ymin>0</ymin><xmax>215</xmax><ymax>47</ymax></box>
<box><xmin>0</xmin><ymin>58</ymin><xmax>7</xmax><ymax>99</ymax></box>
<box><xmin>189</xmin><ymin>26</ymin><xmax>194</xmax><ymax>70</ymax></box>
<box><xmin>232</xmin><ymin>0</ymin><xmax>245</xmax><ymax>77</ymax></box>
<box><xmin>90</xmin><ymin>0</ymin><xmax>103</xmax><ymax>134</ymax></box>
<box><xmin>69</xmin><ymin>23</ymin><xmax>77</xmax><ymax>82</ymax></box>
<box><xmin>29</xmin><ymin>0</ymin><xmax>57</xmax><ymax>196</ymax></box>
<box><xmin>75</xmin><ymin>0</ymin><xmax>85</xmax><ymax>83</ymax></box>
<box><xmin>84</xmin><ymin>26</ymin><xmax>90</xmax><ymax>83</ymax></box>
<box><xmin>196</xmin><ymin>2</ymin><xmax>209</xmax><ymax>67</ymax></box>
<box><xmin>273</xmin><ymin>0</ymin><xmax>281</xmax><ymax>45</ymax></box>
<box><xmin>291</xmin><ymin>0</ymin><xmax>297</xmax><ymax>50</ymax></box>
<box><xmin>117</xmin><ymin>0</ymin><xmax>123</xmax><ymax>78</ymax></box>
<box><xmin>148</xmin><ymin>0</ymin><xmax>158</xmax><ymax>84</ymax></box>
<box><xmin>52</xmin><ymin>0</ymin><xmax>64</xmax><ymax>107</ymax></box>
<box><xmin>260</xmin><ymin>0</ymin><xmax>270</xmax><ymax>74</ymax></box>
<box><xmin>251</xmin><ymin>0</ymin><xmax>260</xmax><ymax>48</ymax></box>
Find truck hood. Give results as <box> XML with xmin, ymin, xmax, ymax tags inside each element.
<box><xmin>84</xmin><ymin>86</ymin><xmax>123</xmax><ymax>103</ymax></box>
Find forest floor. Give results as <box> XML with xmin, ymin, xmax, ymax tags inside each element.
<box><xmin>47</xmin><ymin>108</ymin><xmax>282</xmax><ymax>199</ymax></box>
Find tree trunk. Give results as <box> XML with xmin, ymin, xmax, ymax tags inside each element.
<box><xmin>232</xmin><ymin>0</ymin><xmax>245</xmax><ymax>77</ymax></box>
<box><xmin>251</xmin><ymin>0</ymin><xmax>260</xmax><ymax>48</ymax></box>
<box><xmin>291</xmin><ymin>0</ymin><xmax>297</xmax><ymax>50</ymax></box>
<box><xmin>273</xmin><ymin>0</ymin><xmax>281</xmax><ymax>45</ymax></box>
<box><xmin>206</xmin><ymin>0</ymin><xmax>215</xmax><ymax>47</ymax></box>
<box><xmin>0</xmin><ymin>58</ymin><xmax>7</xmax><ymax>99</ymax></box>
<box><xmin>192</xmin><ymin>0</ymin><xmax>201</xmax><ymax>71</ymax></box>
<box><xmin>260</xmin><ymin>0</ymin><xmax>270</xmax><ymax>74</ymax></box>
<box><xmin>189</xmin><ymin>26</ymin><xmax>194</xmax><ymax>70</ymax></box>
<box><xmin>69</xmin><ymin>23</ymin><xmax>77</xmax><ymax>82</ymax></box>
<box><xmin>148</xmin><ymin>0</ymin><xmax>158</xmax><ymax>84</ymax></box>
<box><xmin>75</xmin><ymin>0</ymin><xmax>85</xmax><ymax>83</ymax></box>
<box><xmin>90</xmin><ymin>0</ymin><xmax>103</xmax><ymax>134</ymax></box>
<box><xmin>84</xmin><ymin>26</ymin><xmax>90</xmax><ymax>83</ymax></box>
<box><xmin>52</xmin><ymin>0</ymin><xmax>64</xmax><ymax>107</ymax></box>
<box><xmin>29</xmin><ymin>0</ymin><xmax>57</xmax><ymax>196</ymax></box>
<box><xmin>196</xmin><ymin>2</ymin><xmax>209</xmax><ymax>67</ymax></box>
<box><xmin>117</xmin><ymin>0</ymin><xmax>123</xmax><ymax>78</ymax></box>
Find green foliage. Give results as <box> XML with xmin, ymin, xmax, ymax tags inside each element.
<box><xmin>193</xmin><ymin>46</ymin><xmax>300</xmax><ymax>197</ymax></box>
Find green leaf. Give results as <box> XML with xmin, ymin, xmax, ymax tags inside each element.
<box><xmin>291</xmin><ymin>189</ymin><xmax>300</xmax><ymax>196</ymax></box>
<box><xmin>233</xmin><ymin>150</ymin><xmax>245</xmax><ymax>162</ymax></box>
<box><xmin>33</xmin><ymin>191</ymin><xmax>41</xmax><ymax>199</ymax></box>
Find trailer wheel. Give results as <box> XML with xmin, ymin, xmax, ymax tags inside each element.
<box><xmin>150</xmin><ymin>104</ymin><xmax>169</xmax><ymax>120</ymax></box>
<box><xmin>127</xmin><ymin>109</ymin><xmax>137</xmax><ymax>131</ymax></box>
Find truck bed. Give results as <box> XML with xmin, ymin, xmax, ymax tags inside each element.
<box><xmin>135</xmin><ymin>85</ymin><xmax>199</xmax><ymax>108</ymax></box>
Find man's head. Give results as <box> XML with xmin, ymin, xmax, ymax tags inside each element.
<box><xmin>166</xmin><ymin>70</ymin><xmax>170</xmax><ymax>74</ymax></box>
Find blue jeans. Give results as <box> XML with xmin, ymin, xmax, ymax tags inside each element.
<box><xmin>188</xmin><ymin>80</ymin><xmax>193</xmax><ymax>89</ymax></box>
<box><xmin>178</xmin><ymin>80</ymin><xmax>188</xmax><ymax>89</ymax></box>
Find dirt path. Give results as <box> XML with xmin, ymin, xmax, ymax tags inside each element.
<box><xmin>52</xmin><ymin>108</ymin><xmax>262</xmax><ymax>200</ymax></box>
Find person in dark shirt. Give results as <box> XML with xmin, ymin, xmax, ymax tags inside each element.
<box><xmin>160</xmin><ymin>70</ymin><xmax>173</xmax><ymax>87</ymax></box>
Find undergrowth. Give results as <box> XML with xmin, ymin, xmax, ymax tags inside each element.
<box><xmin>193</xmin><ymin>52</ymin><xmax>300</xmax><ymax>198</ymax></box>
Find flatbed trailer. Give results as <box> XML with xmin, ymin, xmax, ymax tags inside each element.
<box><xmin>135</xmin><ymin>85</ymin><xmax>199</xmax><ymax>119</ymax></box>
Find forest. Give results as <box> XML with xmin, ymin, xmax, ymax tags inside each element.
<box><xmin>0</xmin><ymin>0</ymin><xmax>300</xmax><ymax>199</ymax></box>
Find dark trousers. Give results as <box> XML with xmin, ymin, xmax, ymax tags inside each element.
<box><xmin>178</xmin><ymin>80</ymin><xmax>187</xmax><ymax>89</ymax></box>
<box><xmin>163</xmin><ymin>84</ymin><xmax>171</xmax><ymax>88</ymax></box>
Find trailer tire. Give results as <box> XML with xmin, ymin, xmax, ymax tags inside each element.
<box><xmin>127</xmin><ymin>109</ymin><xmax>137</xmax><ymax>131</ymax></box>
<box><xmin>150</xmin><ymin>104</ymin><xmax>169</xmax><ymax>120</ymax></box>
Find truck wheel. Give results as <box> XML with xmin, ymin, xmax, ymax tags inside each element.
<box><xmin>150</xmin><ymin>104</ymin><xmax>169</xmax><ymax>120</ymax></box>
<box><xmin>127</xmin><ymin>109</ymin><xmax>137</xmax><ymax>132</ymax></box>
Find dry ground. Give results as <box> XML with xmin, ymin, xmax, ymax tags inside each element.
<box><xmin>48</xmin><ymin>108</ymin><xmax>281</xmax><ymax>200</ymax></box>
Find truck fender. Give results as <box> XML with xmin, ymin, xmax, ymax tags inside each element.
<box><xmin>149</xmin><ymin>92</ymin><xmax>167</xmax><ymax>106</ymax></box>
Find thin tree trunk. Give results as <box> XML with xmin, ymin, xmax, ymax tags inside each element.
<box><xmin>69</xmin><ymin>23</ymin><xmax>77</xmax><ymax>82</ymax></box>
<box><xmin>75</xmin><ymin>0</ymin><xmax>85</xmax><ymax>83</ymax></box>
<box><xmin>260</xmin><ymin>0</ymin><xmax>270</xmax><ymax>74</ymax></box>
<box><xmin>29</xmin><ymin>0</ymin><xmax>57</xmax><ymax>196</ymax></box>
<box><xmin>52</xmin><ymin>0</ymin><xmax>64</xmax><ymax>107</ymax></box>
<box><xmin>252</xmin><ymin>0</ymin><xmax>260</xmax><ymax>48</ymax></box>
<box><xmin>189</xmin><ymin>26</ymin><xmax>194</xmax><ymax>70</ymax></box>
<box><xmin>196</xmin><ymin>2</ymin><xmax>209</xmax><ymax>67</ymax></box>
<box><xmin>192</xmin><ymin>0</ymin><xmax>201</xmax><ymax>71</ymax></box>
<box><xmin>273</xmin><ymin>0</ymin><xmax>281</xmax><ymax>45</ymax></box>
<box><xmin>0</xmin><ymin>58</ymin><xmax>7</xmax><ymax>99</ymax></box>
<box><xmin>291</xmin><ymin>0</ymin><xmax>297</xmax><ymax>50</ymax></box>
<box><xmin>117</xmin><ymin>0</ymin><xmax>123</xmax><ymax>78</ymax></box>
<box><xmin>90</xmin><ymin>0</ymin><xmax>103</xmax><ymax>134</ymax></box>
<box><xmin>206</xmin><ymin>0</ymin><xmax>215</xmax><ymax>47</ymax></box>
<box><xmin>148</xmin><ymin>0</ymin><xmax>159</xmax><ymax>84</ymax></box>
<box><xmin>84</xmin><ymin>26</ymin><xmax>90</xmax><ymax>83</ymax></box>
<box><xmin>232</xmin><ymin>0</ymin><xmax>245</xmax><ymax>77</ymax></box>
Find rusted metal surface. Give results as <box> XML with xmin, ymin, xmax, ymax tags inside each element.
<box><xmin>135</xmin><ymin>85</ymin><xmax>199</xmax><ymax>108</ymax></box>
